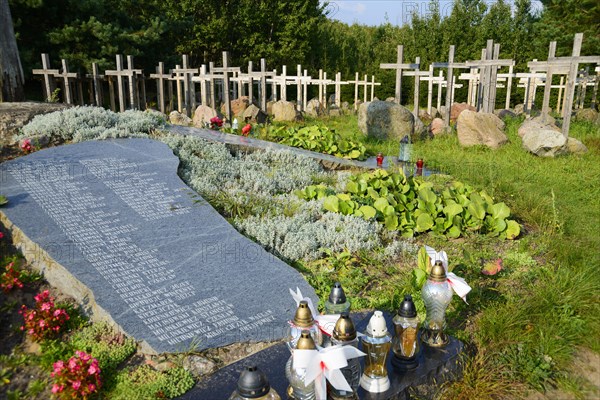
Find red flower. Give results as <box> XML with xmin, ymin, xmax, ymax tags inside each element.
<box><xmin>241</xmin><ymin>124</ymin><xmax>252</xmax><ymax>137</ymax></box>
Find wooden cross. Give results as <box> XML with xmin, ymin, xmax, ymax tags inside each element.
<box><xmin>465</xmin><ymin>40</ymin><xmax>514</xmax><ymax>113</ymax></box>
<box><xmin>380</xmin><ymin>45</ymin><xmax>406</xmax><ymax>104</ymax></box>
<box><xmin>347</xmin><ymin>72</ymin><xmax>367</xmax><ymax>110</ymax></box>
<box><xmin>527</xmin><ymin>33</ymin><xmax>600</xmax><ymax>136</ymax></box>
<box><xmin>171</xmin><ymin>55</ymin><xmax>198</xmax><ymax>116</ymax></box>
<box><xmin>313</xmin><ymin>69</ymin><xmax>333</xmax><ymax>105</ymax></box>
<box><xmin>591</xmin><ymin>66</ymin><xmax>600</xmax><ymax>110</ymax></box>
<box><xmin>149</xmin><ymin>62</ymin><xmax>172</xmax><ymax>114</ymax></box>
<box><xmin>401</xmin><ymin>57</ymin><xmax>427</xmax><ymax>116</ymax></box>
<box><xmin>53</xmin><ymin>59</ymin><xmax>79</xmax><ymax>105</ymax></box>
<box><xmin>86</xmin><ymin>63</ymin><xmax>104</xmax><ymax>107</ymax></box>
<box><xmin>105</xmin><ymin>55</ymin><xmax>142</xmax><ymax>112</ymax></box>
<box><xmin>334</xmin><ymin>72</ymin><xmax>348</xmax><ymax>107</ymax></box>
<box><xmin>432</xmin><ymin>46</ymin><xmax>463</xmax><ymax>126</ymax></box>
<box><xmin>212</xmin><ymin>51</ymin><xmax>240</xmax><ymax>122</ymax></box>
<box><xmin>32</xmin><ymin>54</ymin><xmax>58</xmax><ymax>102</ymax></box>
<box><xmin>369</xmin><ymin>75</ymin><xmax>381</xmax><ymax>101</ymax></box>
<box><xmin>191</xmin><ymin>64</ymin><xmax>222</xmax><ymax>109</ymax></box>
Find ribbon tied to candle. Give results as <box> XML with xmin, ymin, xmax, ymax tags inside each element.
<box><xmin>293</xmin><ymin>345</ymin><xmax>365</xmax><ymax>399</ymax></box>
<box><xmin>425</xmin><ymin>245</ymin><xmax>472</xmax><ymax>303</ymax></box>
<box><xmin>289</xmin><ymin>287</ymin><xmax>339</xmax><ymax>336</ymax></box>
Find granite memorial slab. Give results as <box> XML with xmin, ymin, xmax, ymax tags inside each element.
<box><xmin>0</xmin><ymin>138</ymin><xmax>317</xmax><ymax>353</ymax></box>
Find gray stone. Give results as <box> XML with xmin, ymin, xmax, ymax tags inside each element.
<box><xmin>457</xmin><ymin>111</ymin><xmax>508</xmax><ymax>149</ymax></box>
<box><xmin>358</xmin><ymin>101</ymin><xmax>415</xmax><ymax>140</ymax></box>
<box><xmin>575</xmin><ymin>108</ymin><xmax>599</xmax><ymax>124</ymax></box>
<box><xmin>0</xmin><ymin>102</ymin><xmax>70</xmax><ymax>146</ymax></box>
<box><xmin>272</xmin><ymin>100</ymin><xmax>297</xmax><ymax>121</ymax></box>
<box><xmin>522</xmin><ymin>129</ymin><xmax>568</xmax><ymax>157</ymax></box>
<box><xmin>567</xmin><ymin>137</ymin><xmax>588</xmax><ymax>155</ymax></box>
<box><xmin>169</xmin><ymin>110</ymin><xmax>192</xmax><ymax>126</ymax></box>
<box><xmin>517</xmin><ymin>115</ymin><xmax>560</xmax><ymax>138</ymax></box>
<box><xmin>241</xmin><ymin>104</ymin><xmax>267</xmax><ymax>124</ymax></box>
<box><xmin>385</xmin><ymin>97</ymin><xmax>396</xmax><ymax>102</ymax></box>
<box><xmin>305</xmin><ymin>98</ymin><xmax>325</xmax><ymax>117</ymax></box>
<box><xmin>0</xmin><ymin>139</ymin><xmax>317</xmax><ymax>353</ymax></box>
<box><xmin>222</xmin><ymin>96</ymin><xmax>251</xmax><ymax>117</ymax></box>
<box><xmin>192</xmin><ymin>105</ymin><xmax>218</xmax><ymax>128</ymax></box>
<box><xmin>514</xmin><ymin>104</ymin><xmax>525</xmax><ymax>115</ymax></box>
<box><xmin>341</xmin><ymin>101</ymin><xmax>350</xmax><ymax>111</ymax></box>
<box><xmin>495</xmin><ymin>109</ymin><xmax>517</xmax><ymax>120</ymax></box>
<box><xmin>328</xmin><ymin>106</ymin><xmax>342</xmax><ymax>117</ymax></box>
<box><xmin>182</xmin><ymin>355</ymin><xmax>218</xmax><ymax>378</ymax></box>
<box><xmin>266</xmin><ymin>101</ymin><xmax>275</xmax><ymax>116</ymax></box>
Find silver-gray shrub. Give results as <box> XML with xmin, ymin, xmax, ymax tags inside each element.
<box><xmin>20</xmin><ymin>106</ymin><xmax>163</xmax><ymax>142</ymax></box>
<box><xmin>235</xmin><ymin>201</ymin><xmax>383</xmax><ymax>262</ymax></box>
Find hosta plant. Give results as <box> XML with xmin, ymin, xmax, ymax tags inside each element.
<box><xmin>297</xmin><ymin>169</ymin><xmax>520</xmax><ymax>239</ymax></box>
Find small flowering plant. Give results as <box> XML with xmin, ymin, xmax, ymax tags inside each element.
<box><xmin>20</xmin><ymin>138</ymin><xmax>34</xmax><ymax>153</ymax></box>
<box><xmin>19</xmin><ymin>290</ymin><xmax>70</xmax><ymax>341</ymax></box>
<box><xmin>51</xmin><ymin>351</ymin><xmax>101</xmax><ymax>399</ymax></box>
<box><xmin>241</xmin><ymin>123</ymin><xmax>252</xmax><ymax>137</ymax></box>
<box><xmin>209</xmin><ymin>116</ymin><xmax>223</xmax><ymax>130</ymax></box>
<box><xmin>1</xmin><ymin>262</ymin><xmax>24</xmax><ymax>293</ymax></box>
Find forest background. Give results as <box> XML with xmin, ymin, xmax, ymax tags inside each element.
<box><xmin>9</xmin><ymin>0</ymin><xmax>600</xmax><ymax>103</ymax></box>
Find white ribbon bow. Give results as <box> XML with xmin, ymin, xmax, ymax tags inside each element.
<box><xmin>425</xmin><ymin>245</ymin><xmax>472</xmax><ymax>303</ymax></box>
<box><xmin>293</xmin><ymin>345</ymin><xmax>365</xmax><ymax>399</ymax></box>
<box><xmin>289</xmin><ymin>288</ymin><xmax>340</xmax><ymax>336</ymax></box>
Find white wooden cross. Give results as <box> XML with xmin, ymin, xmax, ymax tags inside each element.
<box><xmin>527</xmin><ymin>33</ymin><xmax>600</xmax><ymax>136</ymax></box>
<box><xmin>171</xmin><ymin>55</ymin><xmax>198</xmax><ymax>116</ymax></box>
<box><xmin>32</xmin><ymin>54</ymin><xmax>58</xmax><ymax>102</ymax></box>
<box><xmin>431</xmin><ymin>45</ymin><xmax>466</xmax><ymax>126</ymax></box>
<box><xmin>87</xmin><ymin>62</ymin><xmax>104</xmax><ymax>108</ymax></box>
<box><xmin>347</xmin><ymin>72</ymin><xmax>367</xmax><ymax>110</ymax></box>
<box><xmin>191</xmin><ymin>64</ymin><xmax>222</xmax><ymax>109</ymax></box>
<box><xmin>246</xmin><ymin>59</ymin><xmax>272</xmax><ymax>110</ymax></box>
<box><xmin>313</xmin><ymin>69</ymin><xmax>333</xmax><ymax>105</ymax></box>
<box><xmin>380</xmin><ymin>45</ymin><xmax>406</xmax><ymax>104</ymax></box>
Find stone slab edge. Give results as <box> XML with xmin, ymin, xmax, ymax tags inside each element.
<box><xmin>0</xmin><ymin>210</ymin><xmax>156</xmax><ymax>355</ymax></box>
<box><xmin>164</xmin><ymin>125</ymin><xmax>376</xmax><ymax>171</ymax></box>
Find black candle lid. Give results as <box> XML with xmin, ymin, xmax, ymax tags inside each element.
<box><xmin>328</xmin><ymin>282</ymin><xmax>347</xmax><ymax>304</ymax></box>
<box><xmin>397</xmin><ymin>294</ymin><xmax>417</xmax><ymax>318</ymax></box>
<box><xmin>236</xmin><ymin>365</ymin><xmax>270</xmax><ymax>398</ymax></box>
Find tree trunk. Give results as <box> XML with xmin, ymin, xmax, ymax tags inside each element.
<box><xmin>0</xmin><ymin>0</ymin><xmax>25</xmax><ymax>102</ymax></box>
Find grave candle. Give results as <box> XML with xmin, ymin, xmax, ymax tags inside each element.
<box><xmin>416</xmin><ymin>158</ymin><xmax>424</xmax><ymax>176</ymax></box>
<box><xmin>422</xmin><ymin>261</ymin><xmax>453</xmax><ymax>347</ymax></box>
<box><xmin>376</xmin><ymin>153</ymin><xmax>384</xmax><ymax>168</ymax></box>
<box><xmin>330</xmin><ymin>313</ymin><xmax>362</xmax><ymax>399</ymax></box>
<box><xmin>288</xmin><ymin>300</ymin><xmax>322</xmax><ymax>349</ymax></box>
<box><xmin>285</xmin><ymin>331</ymin><xmax>317</xmax><ymax>400</ymax></box>
<box><xmin>391</xmin><ymin>294</ymin><xmax>420</xmax><ymax>371</ymax></box>
<box><xmin>324</xmin><ymin>282</ymin><xmax>350</xmax><ymax>315</ymax></box>
<box><xmin>229</xmin><ymin>365</ymin><xmax>281</xmax><ymax>400</ymax></box>
<box><xmin>359</xmin><ymin>311</ymin><xmax>391</xmax><ymax>393</ymax></box>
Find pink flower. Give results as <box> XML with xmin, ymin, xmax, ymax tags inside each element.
<box><xmin>88</xmin><ymin>383</ymin><xmax>96</xmax><ymax>392</ymax></box>
<box><xmin>41</xmin><ymin>302</ymin><xmax>52</xmax><ymax>311</ymax></box>
<box><xmin>51</xmin><ymin>384</ymin><xmax>64</xmax><ymax>393</ymax></box>
<box><xmin>39</xmin><ymin>320</ymin><xmax>46</xmax><ymax>328</ymax></box>
<box><xmin>53</xmin><ymin>360</ymin><xmax>65</xmax><ymax>373</ymax></box>
<box><xmin>72</xmin><ymin>380</ymin><xmax>81</xmax><ymax>390</ymax></box>
<box><xmin>68</xmin><ymin>358</ymin><xmax>79</xmax><ymax>370</ymax></box>
<box><xmin>0</xmin><ymin>232</ymin><xmax>4</xmax><ymax>239</ymax></box>
<box><xmin>88</xmin><ymin>364</ymin><xmax>98</xmax><ymax>375</ymax></box>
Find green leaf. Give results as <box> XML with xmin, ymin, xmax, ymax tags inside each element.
<box><xmin>323</xmin><ymin>195</ymin><xmax>339</xmax><ymax>213</ymax></box>
<box><xmin>505</xmin><ymin>220</ymin><xmax>521</xmax><ymax>240</ymax></box>
<box><xmin>418</xmin><ymin>246</ymin><xmax>430</xmax><ymax>273</ymax></box>
<box><xmin>443</xmin><ymin>203</ymin><xmax>463</xmax><ymax>218</ymax></box>
<box><xmin>346</xmin><ymin>181</ymin><xmax>359</xmax><ymax>194</ymax></box>
<box><xmin>367</xmin><ymin>187</ymin><xmax>380</xmax><ymax>200</ymax></box>
<box><xmin>348</xmin><ymin>150</ymin><xmax>361</xmax><ymax>159</ymax></box>
<box><xmin>491</xmin><ymin>202</ymin><xmax>510</xmax><ymax>220</ymax></box>
<box><xmin>337</xmin><ymin>193</ymin><xmax>351</xmax><ymax>202</ymax></box>
<box><xmin>385</xmin><ymin>214</ymin><xmax>399</xmax><ymax>230</ymax></box>
<box><xmin>413</xmin><ymin>268</ymin><xmax>427</xmax><ymax>288</ymax></box>
<box><xmin>374</xmin><ymin>198</ymin><xmax>390</xmax><ymax>213</ymax></box>
<box><xmin>446</xmin><ymin>226</ymin><xmax>461</xmax><ymax>238</ymax></box>
<box><xmin>467</xmin><ymin>201</ymin><xmax>486</xmax><ymax>221</ymax></box>
<box><xmin>418</xmin><ymin>188</ymin><xmax>437</xmax><ymax>204</ymax></box>
<box><xmin>359</xmin><ymin>205</ymin><xmax>377</xmax><ymax>219</ymax></box>
<box><xmin>415</xmin><ymin>213</ymin><xmax>434</xmax><ymax>232</ymax></box>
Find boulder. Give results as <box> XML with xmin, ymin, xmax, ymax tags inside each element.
<box><xmin>358</xmin><ymin>101</ymin><xmax>414</xmax><ymax>140</ymax></box>
<box><xmin>575</xmin><ymin>108</ymin><xmax>599</xmax><ymax>124</ymax></box>
<box><xmin>457</xmin><ymin>110</ymin><xmax>508</xmax><ymax>149</ymax></box>
<box><xmin>328</xmin><ymin>106</ymin><xmax>342</xmax><ymax>117</ymax></box>
<box><xmin>221</xmin><ymin>96</ymin><xmax>251</xmax><ymax>117</ymax></box>
<box><xmin>430</xmin><ymin>107</ymin><xmax>440</xmax><ymax>118</ymax></box>
<box><xmin>272</xmin><ymin>100</ymin><xmax>299</xmax><ymax>121</ymax></box>
<box><xmin>385</xmin><ymin>97</ymin><xmax>396</xmax><ymax>103</ymax></box>
<box><xmin>514</xmin><ymin>104</ymin><xmax>525</xmax><ymax>115</ymax></box>
<box><xmin>439</xmin><ymin>106</ymin><xmax>447</xmax><ymax>120</ymax></box>
<box><xmin>341</xmin><ymin>101</ymin><xmax>350</xmax><ymax>111</ymax></box>
<box><xmin>429</xmin><ymin>118</ymin><xmax>447</xmax><ymax>136</ymax></box>
<box><xmin>169</xmin><ymin>111</ymin><xmax>192</xmax><ymax>126</ymax></box>
<box><xmin>192</xmin><ymin>105</ymin><xmax>218</xmax><ymax>128</ymax></box>
<box><xmin>266</xmin><ymin>101</ymin><xmax>276</xmax><ymax>116</ymax></box>
<box><xmin>566</xmin><ymin>137</ymin><xmax>588</xmax><ymax>155</ymax></box>
<box><xmin>450</xmin><ymin>102</ymin><xmax>476</xmax><ymax>123</ymax></box>
<box><xmin>419</xmin><ymin>110</ymin><xmax>433</xmax><ymax>124</ymax></box>
<box><xmin>305</xmin><ymin>98</ymin><xmax>325</xmax><ymax>117</ymax></box>
<box><xmin>495</xmin><ymin>109</ymin><xmax>517</xmax><ymax>120</ymax></box>
<box><xmin>414</xmin><ymin>117</ymin><xmax>426</xmax><ymax>136</ymax></box>
<box><xmin>517</xmin><ymin>115</ymin><xmax>560</xmax><ymax>138</ymax></box>
<box><xmin>242</xmin><ymin>104</ymin><xmax>267</xmax><ymax>124</ymax></box>
<box><xmin>522</xmin><ymin>129</ymin><xmax>568</xmax><ymax>157</ymax></box>
<box><xmin>0</xmin><ymin>102</ymin><xmax>70</xmax><ymax>146</ymax></box>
